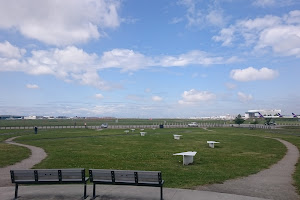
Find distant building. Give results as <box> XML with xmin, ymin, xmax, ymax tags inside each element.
<box><xmin>57</xmin><ymin>116</ymin><xmax>67</xmax><ymax>119</ymax></box>
<box><xmin>0</xmin><ymin>115</ymin><xmax>23</xmax><ymax>120</ymax></box>
<box><xmin>245</xmin><ymin>109</ymin><xmax>281</xmax><ymax>119</ymax></box>
<box><xmin>24</xmin><ymin>116</ymin><xmax>37</xmax><ymax>120</ymax></box>
<box><xmin>189</xmin><ymin>114</ymin><xmax>235</xmax><ymax>120</ymax></box>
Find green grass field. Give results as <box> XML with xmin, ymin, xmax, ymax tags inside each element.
<box><xmin>4</xmin><ymin>127</ymin><xmax>285</xmax><ymax>189</ymax></box>
<box><xmin>2</xmin><ymin>126</ymin><xmax>300</xmax><ymax>192</ymax></box>
<box><xmin>0</xmin><ymin>130</ymin><xmax>31</xmax><ymax>167</ymax></box>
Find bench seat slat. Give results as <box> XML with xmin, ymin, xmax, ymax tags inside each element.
<box><xmin>61</xmin><ymin>179</ymin><xmax>83</xmax><ymax>182</ymax></box>
<box><xmin>14</xmin><ymin>180</ymin><xmax>36</xmax><ymax>183</ymax></box>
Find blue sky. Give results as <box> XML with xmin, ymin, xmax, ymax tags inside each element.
<box><xmin>0</xmin><ymin>0</ymin><xmax>300</xmax><ymax>118</ymax></box>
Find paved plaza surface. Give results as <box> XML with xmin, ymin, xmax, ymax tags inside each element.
<box><xmin>0</xmin><ymin>185</ymin><xmax>270</xmax><ymax>200</ymax></box>
<box><xmin>0</xmin><ymin>136</ymin><xmax>299</xmax><ymax>200</ymax></box>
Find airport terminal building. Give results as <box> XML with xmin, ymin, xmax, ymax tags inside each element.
<box><xmin>245</xmin><ymin>109</ymin><xmax>281</xmax><ymax>119</ymax></box>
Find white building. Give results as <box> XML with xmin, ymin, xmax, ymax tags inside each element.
<box><xmin>245</xmin><ymin>109</ymin><xmax>281</xmax><ymax>119</ymax></box>
<box><xmin>24</xmin><ymin>116</ymin><xmax>37</xmax><ymax>120</ymax></box>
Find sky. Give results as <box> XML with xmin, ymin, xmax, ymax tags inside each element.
<box><xmin>0</xmin><ymin>0</ymin><xmax>300</xmax><ymax>118</ymax></box>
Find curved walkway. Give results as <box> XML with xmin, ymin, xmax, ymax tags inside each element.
<box><xmin>196</xmin><ymin>138</ymin><xmax>300</xmax><ymax>200</ymax></box>
<box><xmin>0</xmin><ymin>136</ymin><xmax>47</xmax><ymax>187</ymax></box>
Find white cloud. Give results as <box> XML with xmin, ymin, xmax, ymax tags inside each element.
<box><xmin>252</xmin><ymin>0</ymin><xmax>275</xmax><ymax>7</ymax></box>
<box><xmin>237</xmin><ymin>92</ymin><xmax>253</xmax><ymax>103</ymax></box>
<box><xmin>126</xmin><ymin>95</ymin><xmax>143</xmax><ymax>102</ymax></box>
<box><xmin>145</xmin><ymin>88</ymin><xmax>151</xmax><ymax>93</ymax></box>
<box><xmin>256</xmin><ymin>25</ymin><xmax>300</xmax><ymax>57</ymax></box>
<box><xmin>178</xmin><ymin>89</ymin><xmax>216</xmax><ymax>105</ymax></box>
<box><xmin>205</xmin><ymin>8</ymin><xmax>227</xmax><ymax>27</ymax></box>
<box><xmin>285</xmin><ymin>10</ymin><xmax>300</xmax><ymax>24</ymax></box>
<box><xmin>0</xmin><ymin>41</ymin><xmax>26</xmax><ymax>58</ymax></box>
<box><xmin>252</xmin><ymin>0</ymin><xmax>296</xmax><ymax>7</ymax></box>
<box><xmin>26</xmin><ymin>84</ymin><xmax>39</xmax><ymax>89</ymax></box>
<box><xmin>225</xmin><ymin>83</ymin><xmax>236</xmax><ymax>90</ymax></box>
<box><xmin>213</xmin><ymin>10</ymin><xmax>300</xmax><ymax>57</ymax></box>
<box><xmin>152</xmin><ymin>96</ymin><xmax>163</xmax><ymax>102</ymax></box>
<box><xmin>177</xmin><ymin>0</ymin><xmax>227</xmax><ymax>28</ymax></box>
<box><xmin>158</xmin><ymin>50</ymin><xmax>235</xmax><ymax>66</ymax></box>
<box><xmin>170</xmin><ymin>17</ymin><xmax>184</xmax><ymax>24</ymax></box>
<box><xmin>230</xmin><ymin>67</ymin><xmax>278</xmax><ymax>82</ymax></box>
<box><xmin>27</xmin><ymin>46</ymin><xmax>98</xmax><ymax>76</ymax></box>
<box><xmin>192</xmin><ymin>73</ymin><xmax>207</xmax><ymax>78</ymax></box>
<box><xmin>95</xmin><ymin>93</ymin><xmax>104</xmax><ymax>99</ymax></box>
<box><xmin>0</xmin><ymin>0</ymin><xmax>121</xmax><ymax>46</ymax></box>
<box><xmin>100</xmin><ymin>49</ymin><xmax>152</xmax><ymax>71</ymax></box>
<box><xmin>100</xmin><ymin>49</ymin><xmax>238</xmax><ymax>70</ymax></box>
<box><xmin>0</xmin><ymin>43</ymin><xmax>115</xmax><ymax>90</ymax></box>
<box><xmin>0</xmin><ymin>41</ymin><xmax>239</xmax><ymax>90</ymax></box>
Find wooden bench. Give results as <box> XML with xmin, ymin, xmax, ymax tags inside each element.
<box><xmin>10</xmin><ymin>168</ymin><xmax>89</xmax><ymax>199</ymax></box>
<box><xmin>89</xmin><ymin>169</ymin><xmax>164</xmax><ymax>200</ymax></box>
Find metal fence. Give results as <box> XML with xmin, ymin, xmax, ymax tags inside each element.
<box><xmin>0</xmin><ymin>123</ymin><xmax>288</xmax><ymax>130</ymax></box>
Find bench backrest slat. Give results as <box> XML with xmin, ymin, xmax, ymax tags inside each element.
<box><xmin>136</xmin><ymin>171</ymin><xmax>161</xmax><ymax>183</ymax></box>
<box><xmin>11</xmin><ymin>170</ymin><xmax>35</xmax><ymax>182</ymax></box>
<box><xmin>37</xmin><ymin>170</ymin><xmax>59</xmax><ymax>181</ymax></box>
<box><xmin>89</xmin><ymin>169</ymin><xmax>112</xmax><ymax>182</ymax></box>
<box><xmin>114</xmin><ymin>170</ymin><xmax>135</xmax><ymax>182</ymax></box>
<box><xmin>61</xmin><ymin>169</ymin><xmax>84</xmax><ymax>181</ymax></box>
<box><xmin>11</xmin><ymin>169</ymin><xmax>86</xmax><ymax>183</ymax></box>
<box><xmin>89</xmin><ymin>169</ymin><xmax>162</xmax><ymax>185</ymax></box>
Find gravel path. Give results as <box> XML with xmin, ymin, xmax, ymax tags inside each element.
<box><xmin>0</xmin><ymin>136</ymin><xmax>47</xmax><ymax>187</ymax></box>
<box><xmin>196</xmin><ymin>138</ymin><xmax>300</xmax><ymax>200</ymax></box>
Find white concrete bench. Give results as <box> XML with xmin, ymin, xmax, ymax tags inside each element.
<box><xmin>173</xmin><ymin>151</ymin><xmax>197</xmax><ymax>165</ymax></box>
<box><xmin>173</xmin><ymin>135</ymin><xmax>182</xmax><ymax>140</ymax></box>
<box><xmin>140</xmin><ymin>132</ymin><xmax>146</xmax><ymax>136</ymax></box>
<box><xmin>207</xmin><ymin>141</ymin><xmax>220</xmax><ymax>148</ymax></box>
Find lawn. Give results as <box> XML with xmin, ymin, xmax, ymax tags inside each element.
<box><xmin>11</xmin><ymin>127</ymin><xmax>285</xmax><ymax>188</ymax></box>
<box><xmin>0</xmin><ymin>129</ymin><xmax>31</xmax><ymax>168</ymax></box>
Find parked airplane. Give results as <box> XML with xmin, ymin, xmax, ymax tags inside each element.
<box><xmin>276</xmin><ymin>113</ymin><xmax>298</xmax><ymax>118</ymax></box>
<box><xmin>258</xmin><ymin>112</ymin><xmax>280</xmax><ymax>118</ymax></box>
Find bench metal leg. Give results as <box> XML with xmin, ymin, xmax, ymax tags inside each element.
<box><xmin>91</xmin><ymin>183</ymin><xmax>99</xmax><ymax>199</ymax></box>
<box><xmin>92</xmin><ymin>183</ymin><xmax>96</xmax><ymax>199</ymax></box>
<box><xmin>14</xmin><ymin>183</ymin><xmax>18</xmax><ymax>199</ymax></box>
<box><xmin>83</xmin><ymin>182</ymin><xmax>88</xmax><ymax>199</ymax></box>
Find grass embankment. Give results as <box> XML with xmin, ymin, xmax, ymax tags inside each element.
<box><xmin>13</xmin><ymin>128</ymin><xmax>285</xmax><ymax>188</ymax></box>
<box><xmin>0</xmin><ymin>130</ymin><xmax>31</xmax><ymax>168</ymax></box>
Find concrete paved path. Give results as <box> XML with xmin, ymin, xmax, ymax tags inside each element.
<box><xmin>0</xmin><ymin>136</ymin><xmax>47</xmax><ymax>187</ymax></box>
<box><xmin>196</xmin><ymin>138</ymin><xmax>300</xmax><ymax>200</ymax></box>
<box><xmin>0</xmin><ymin>185</ymin><xmax>269</xmax><ymax>200</ymax></box>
